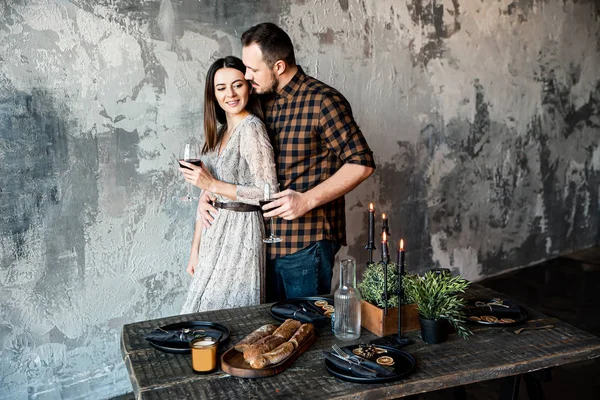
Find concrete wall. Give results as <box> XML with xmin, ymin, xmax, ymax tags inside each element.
<box><xmin>1</xmin><ymin>0</ymin><xmax>598</xmax><ymax>398</ymax></box>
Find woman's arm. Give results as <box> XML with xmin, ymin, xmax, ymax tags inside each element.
<box><xmin>179</xmin><ymin>161</ymin><xmax>238</xmax><ymax>201</ymax></box>
<box><xmin>186</xmin><ymin>204</ymin><xmax>205</xmax><ymax>276</ymax></box>
<box><xmin>235</xmin><ymin>119</ymin><xmax>278</xmax><ymax>204</ymax></box>
<box><xmin>178</xmin><ymin>119</ymin><xmax>277</xmax><ymax>204</ymax></box>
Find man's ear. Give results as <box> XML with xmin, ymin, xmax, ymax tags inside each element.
<box><xmin>273</xmin><ymin>60</ymin><xmax>286</xmax><ymax>76</ymax></box>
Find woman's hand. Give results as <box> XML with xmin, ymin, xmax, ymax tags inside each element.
<box><xmin>179</xmin><ymin>161</ymin><xmax>216</xmax><ymax>192</ymax></box>
<box><xmin>186</xmin><ymin>252</ymin><xmax>199</xmax><ymax>276</ymax></box>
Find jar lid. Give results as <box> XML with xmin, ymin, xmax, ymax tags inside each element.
<box><xmin>190</xmin><ymin>337</ymin><xmax>217</xmax><ymax>348</ymax></box>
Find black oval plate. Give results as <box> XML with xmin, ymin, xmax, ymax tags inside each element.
<box><xmin>324</xmin><ymin>344</ymin><xmax>416</xmax><ymax>383</ymax></box>
<box><xmin>466</xmin><ymin>298</ymin><xmax>528</xmax><ymax>327</ymax></box>
<box><xmin>147</xmin><ymin>321</ymin><xmax>230</xmax><ymax>354</ymax></box>
<box><xmin>269</xmin><ymin>296</ymin><xmax>333</xmax><ymax>327</ymax></box>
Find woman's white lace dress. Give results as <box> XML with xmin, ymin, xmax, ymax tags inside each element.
<box><xmin>181</xmin><ymin>115</ymin><xmax>278</xmax><ymax>314</ymax></box>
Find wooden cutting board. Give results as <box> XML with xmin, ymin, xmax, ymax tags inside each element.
<box><xmin>220</xmin><ymin>333</ymin><xmax>316</xmax><ymax>378</ymax></box>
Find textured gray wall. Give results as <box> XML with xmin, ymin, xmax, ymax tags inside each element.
<box><xmin>1</xmin><ymin>0</ymin><xmax>598</xmax><ymax>398</ymax></box>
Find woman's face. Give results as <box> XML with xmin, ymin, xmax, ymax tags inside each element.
<box><xmin>214</xmin><ymin>67</ymin><xmax>250</xmax><ymax>117</ymax></box>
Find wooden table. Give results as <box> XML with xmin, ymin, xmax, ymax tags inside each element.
<box><xmin>121</xmin><ymin>285</ymin><xmax>600</xmax><ymax>399</ymax></box>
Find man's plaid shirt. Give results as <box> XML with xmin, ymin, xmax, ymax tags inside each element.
<box><xmin>264</xmin><ymin>67</ymin><xmax>375</xmax><ymax>259</ymax></box>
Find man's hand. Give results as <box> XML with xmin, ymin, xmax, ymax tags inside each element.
<box><xmin>263</xmin><ymin>189</ymin><xmax>311</xmax><ymax>220</ymax></box>
<box><xmin>196</xmin><ymin>190</ymin><xmax>217</xmax><ymax>228</ymax></box>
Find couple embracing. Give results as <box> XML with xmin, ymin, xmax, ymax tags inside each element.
<box><xmin>179</xmin><ymin>23</ymin><xmax>375</xmax><ymax>314</ymax></box>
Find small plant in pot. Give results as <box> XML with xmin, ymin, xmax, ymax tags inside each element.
<box><xmin>403</xmin><ymin>270</ymin><xmax>472</xmax><ymax>343</ymax></box>
<box><xmin>357</xmin><ymin>262</ymin><xmax>420</xmax><ymax>337</ymax></box>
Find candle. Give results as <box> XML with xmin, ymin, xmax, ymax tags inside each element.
<box><xmin>396</xmin><ymin>241</ymin><xmax>402</xmax><ymax>337</ymax></box>
<box><xmin>382</xmin><ymin>231</ymin><xmax>389</xmax><ymax>263</ymax></box>
<box><xmin>382</xmin><ymin>213</ymin><xmax>389</xmax><ymax>235</ymax></box>
<box><xmin>368</xmin><ymin>203</ymin><xmax>375</xmax><ymax>247</ymax></box>
<box><xmin>382</xmin><ymin>231</ymin><xmax>389</xmax><ymax>314</ymax></box>
<box><xmin>400</xmin><ymin>239</ymin><xmax>405</xmax><ymax>275</ymax></box>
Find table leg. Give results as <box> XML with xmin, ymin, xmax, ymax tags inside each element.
<box><xmin>453</xmin><ymin>385</ymin><xmax>467</xmax><ymax>400</ymax></box>
<box><xmin>500</xmin><ymin>374</ymin><xmax>521</xmax><ymax>400</ymax></box>
<box><xmin>523</xmin><ymin>369</ymin><xmax>551</xmax><ymax>400</ymax></box>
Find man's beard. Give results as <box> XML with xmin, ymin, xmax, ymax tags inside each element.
<box><xmin>254</xmin><ymin>72</ymin><xmax>279</xmax><ymax>95</ymax></box>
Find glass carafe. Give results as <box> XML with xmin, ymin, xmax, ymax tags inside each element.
<box><xmin>334</xmin><ymin>259</ymin><xmax>362</xmax><ymax>340</ymax></box>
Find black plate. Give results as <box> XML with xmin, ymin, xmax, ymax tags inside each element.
<box><xmin>466</xmin><ymin>298</ymin><xmax>528</xmax><ymax>327</ymax></box>
<box><xmin>270</xmin><ymin>296</ymin><xmax>333</xmax><ymax>326</ymax></box>
<box><xmin>147</xmin><ymin>321</ymin><xmax>230</xmax><ymax>354</ymax></box>
<box><xmin>324</xmin><ymin>344</ymin><xmax>416</xmax><ymax>383</ymax></box>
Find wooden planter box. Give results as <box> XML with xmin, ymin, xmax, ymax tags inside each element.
<box><xmin>361</xmin><ymin>301</ymin><xmax>420</xmax><ymax>337</ymax></box>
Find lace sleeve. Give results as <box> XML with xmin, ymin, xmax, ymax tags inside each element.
<box><xmin>236</xmin><ymin>118</ymin><xmax>278</xmax><ymax>204</ymax></box>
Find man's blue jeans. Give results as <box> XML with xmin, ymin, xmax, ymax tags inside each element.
<box><xmin>266</xmin><ymin>240</ymin><xmax>341</xmax><ymax>302</ymax></box>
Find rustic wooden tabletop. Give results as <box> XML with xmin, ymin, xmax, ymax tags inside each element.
<box><xmin>121</xmin><ymin>285</ymin><xmax>600</xmax><ymax>399</ymax></box>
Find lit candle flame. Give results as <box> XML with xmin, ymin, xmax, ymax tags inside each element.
<box><xmin>382</xmin><ymin>231</ymin><xmax>387</xmax><ymax>242</ymax></box>
<box><xmin>400</xmin><ymin>239</ymin><xmax>404</xmax><ymax>251</ymax></box>
<box><xmin>382</xmin><ymin>213</ymin><xmax>386</xmax><ymax>219</ymax></box>
<box><xmin>369</xmin><ymin>203</ymin><xmax>374</xmax><ymax>211</ymax></box>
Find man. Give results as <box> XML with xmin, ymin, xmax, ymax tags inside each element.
<box><xmin>198</xmin><ymin>22</ymin><xmax>375</xmax><ymax>302</ymax></box>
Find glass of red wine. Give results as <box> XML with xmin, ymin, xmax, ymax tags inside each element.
<box><xmin>260</xmin><ymin>183</ymin><xmax>282</xmax><ymax>243</ymax></box>
<box><xmin>178</xmin><ymin>141</ymin><xmax>201</xmax><ymax>202</ymax></box>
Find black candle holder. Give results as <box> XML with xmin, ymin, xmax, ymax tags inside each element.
<box><xmin>364</xmin><ymin>242</ymin><xmax>376</xmax><ymax>265</ymax></box>
<box><xmin>382</xmin><ymin>256</ymin><xmax>389</xmax><ymax>315</ymax></box>
<box><xmin>370</xmin><ymin>261</ymin><xmax>414</xmax><ymax>349</ymax></box>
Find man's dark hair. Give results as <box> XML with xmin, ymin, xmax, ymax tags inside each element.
<box><xmin>241</xmin><ymin>22</ymin><xmax>296</xmax><ymax>68</ymax></box>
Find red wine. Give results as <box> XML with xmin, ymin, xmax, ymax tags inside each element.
<box><xmin>259</xmin><ymin>199</ymin><xmax>275</xmax><ymax>218</ymax></box>
<box><xmin>179</xmin><ymin>159</ymin><xmax>202</xmax><ymax>170</ymax></box>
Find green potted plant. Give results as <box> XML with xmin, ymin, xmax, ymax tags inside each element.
<box><xmin>357</xmin><ymin>261</ymin><xmax>420</xmax><ymax>337</ymax></box>
<box><xmin>403</xmin><ymin>270</ymin><xmax>472</xmax><ymax>343</ymax></box>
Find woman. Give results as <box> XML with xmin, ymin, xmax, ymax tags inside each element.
<box><xmin>179</xmin><ymin>56</ymin><xmax>277</xmax><ymax>313</ymax></box>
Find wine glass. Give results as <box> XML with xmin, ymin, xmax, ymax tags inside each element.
<box><xmin>178</xmin><ymin>140</ymin><xmax>201</xmax><ymax>202</ymax></box>
<box><xmin>260</xmin><ymin>183</ymin><xmax>282</xmax><ymax>243</ymax></box>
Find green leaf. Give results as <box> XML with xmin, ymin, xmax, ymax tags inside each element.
<box><xmin>402</xmin><ymin>270</ymin><xmax>473</xmax><ymax>340</ymax></box>
<box><xmin>357</xmin><ymin>262</ymin><xmax>411</xmax><ymax>308</ymax></box>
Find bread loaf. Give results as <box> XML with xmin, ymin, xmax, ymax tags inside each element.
<box><xmin>249</xmin><ymin>342</ymin><xmax>295</xmax><ymax>369</ymax></box>
<box><xmin>288</xmin><ymin>323</ymin><xmax>314</xmax><ymax>349</ymax></box>
<box><xmin>243</xmin><ymin>335</ymin><xmax>286</xmax><ymax>363</ymax></box>
<box><xmin>272</xmin><ymin>319</ymin><xmax>302</xmax><ymax>340</ymax></box>
<box><xmin>234</xmin><ymin>324</ymin><xmax>278</xmax><ymax>352</ymax></box>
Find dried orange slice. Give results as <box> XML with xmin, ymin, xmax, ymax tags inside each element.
<box><xmin>481</xmin><ymin>315</ymin><xmax>499</xmax><ymax>323</ymax></box>
<box><xmin>314</xmin><ymin>300</ymin><xmax>328</xmax><ymax>307</ymax></box>
<box><xmin>468</xmin><ymin>316</ymin><xmax>482</xmax><ymax>321</ymax></box>
<box><xmin>500</xmin><ymin>318</ymin><xmax>515</xmax><ymax>323</ymax></box>
<box><xmin>374</xmin><ymin>347</ymin><xmax>388</xmax><ymax>354</ymax></box>
<box><xmin>376</xmin><ymin>356</ymin><xmax>395</xmax><ymax>366</ymax></box>
<box><xmin>322</xmin><ymin>304</ymin><xmax>335</xmax><ymax>312</ymax></box>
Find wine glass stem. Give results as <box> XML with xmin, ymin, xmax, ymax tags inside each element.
<box><xmin>269</xmin><ymin>218</ymin><xmax>275</xmax><ymax>238</ymax></box>
<box><xmin>187</xmin><ymin>183</ymin><xmax>192</xmax><ymax>199</ymax></box>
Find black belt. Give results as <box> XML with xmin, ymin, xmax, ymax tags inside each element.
<box><xmin>212</xmin><ymin>201</ymin><xmax>261</xmax><ymax>212</ymax></box>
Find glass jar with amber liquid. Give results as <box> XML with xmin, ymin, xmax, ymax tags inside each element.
<box><xmin>190</xmin><ymin>337</ymin><xmax>218</xmax><ymax>373</ymax></box>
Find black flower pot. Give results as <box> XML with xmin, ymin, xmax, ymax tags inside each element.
<box><xmin>419</xmin><ymin>316</ymin><xmax>448</xmax><ymax>344</ymax></box>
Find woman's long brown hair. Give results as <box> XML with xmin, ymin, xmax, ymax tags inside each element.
<box><xmin>202</xmin><ymin>56</ymin><xmax>264</xmax><ymax>154</ymax></box>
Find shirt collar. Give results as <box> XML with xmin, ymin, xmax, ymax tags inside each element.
<box><xmin>276</xmin><ymin>66</ymin><xmax>305</xmax><ymax>100</ymax></box>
